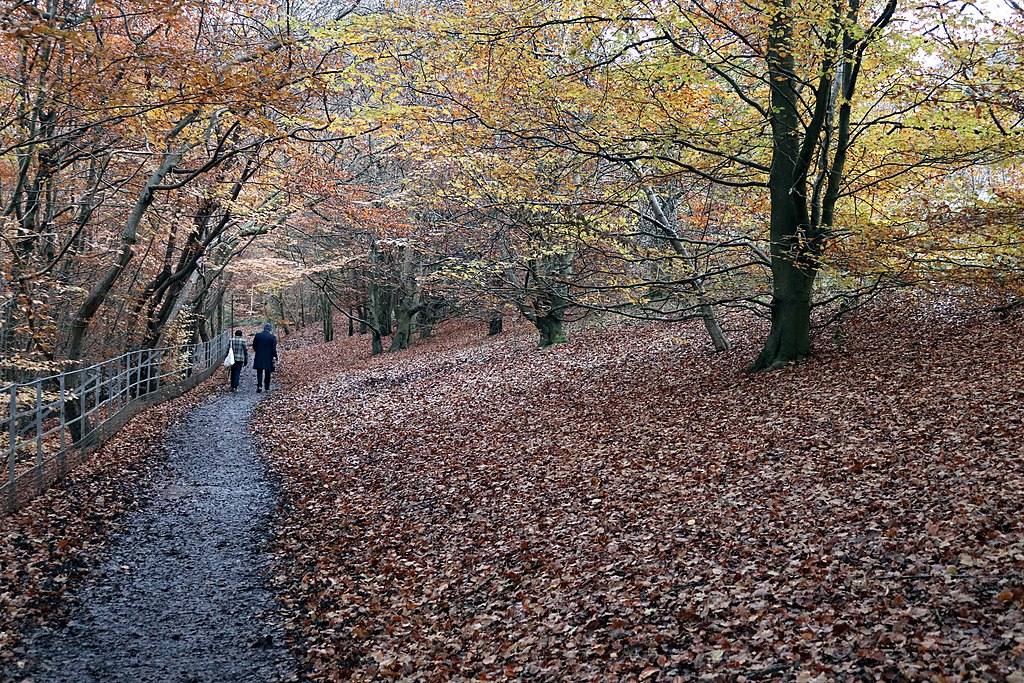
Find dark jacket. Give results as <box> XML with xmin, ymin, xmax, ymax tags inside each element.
<box><xmin>252</xmin><ymin>330</ymin><xmax>278</xmax><ymax>370</ymax></box>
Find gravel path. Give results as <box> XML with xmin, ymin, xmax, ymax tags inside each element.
<box><xmin>17</xmin><ymin>372</ymin><xmax>292</xmax><ymax>682</ymax></box>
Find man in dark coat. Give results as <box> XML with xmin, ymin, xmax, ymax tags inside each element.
<box><xmin>252</xmin><ymin>322</ymin><xmax>278</xmax><ymax>393</ymax></box>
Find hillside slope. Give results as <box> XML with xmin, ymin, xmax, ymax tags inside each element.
<box><xmin>256</xmin><ymin>304</ymin><xmax>1024</xmax><ymax>681</ymax></box>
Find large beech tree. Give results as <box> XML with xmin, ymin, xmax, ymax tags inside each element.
<box><xmin>755</xmin><ymin>0</ymin><xmax>898</xmax><ymax>369</ymax></box>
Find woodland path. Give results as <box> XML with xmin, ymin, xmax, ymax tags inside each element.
<box><xmin>16</xmin><ymin>371</ymin><xmax>291</xmax><ymax>683</ymax></box>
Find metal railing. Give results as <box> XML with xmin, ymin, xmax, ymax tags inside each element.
<box><xmin>1</xmin><ymin>332</ymin><xmax>230</xmax><ymax>511</ymax></box>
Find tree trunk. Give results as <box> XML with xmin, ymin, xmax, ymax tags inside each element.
<box><xmin>749</xmin><ymin>259</ymin><xmax>816</xmax><ymax>371</ymax></box>
<box><xmin>488</xmin><ymin>315</ymin><xmax>503</xmax><ymax>336</ymax></box>
<box><xmin>197</xmin><ymin>315</ymin><xmax>211</xmax><ymax>344</ymax></box>
<box><xmin>379</xmin><ymin>290</ymin><xmax>393</xmax><ymax>337</ymax></box>
<box><xmin>149</xmin><ymin>269</ymin><xmax>200</xmax><ymax>348</ymax></box>
<box><xmin>322</xmin><ymin>295</ymin><xmax>334</xmax><ymax>342</ymax></box>
<box><xmin>367</xmin><ymin>242</ymin><xmax>391</xmax><ymax>348</ymax></box>
<box><xmin>535</xmin><ymin>313</ymin><xmax>565</xmax><ymax>347</ymax></box>
<box><xmin>65</xmin><ymin>365</ymin><xmax>90</xmax><ymax>445</ymax></box>
<box><xmin>389</xmin><ymin>306</ymin><xmax>414</xmax><ymax>351</ymax></box>
<box><xmin>192</xmin><ymin>281</ymin><xmax>223</xmax><ymax>344</ymax></box>
<box><xmin>699</xmin><ymin>304</ymin><xmax>729</xmax><ymax>352</ymax></box>
<box><xmin>65</xmin><ymin>143</ymin><xmax>192</xmax><ymax>361</ymax></box>
<box><xmin>749</xmin><ymin>11</ymin><xmax>817</xmax><ymax>372</ymax></box>
<box><xmin>277</xmin><ymin>294</ymin><xmax>291</xmax><ymax>335</ymax></box>
<box><xmin>636</xmin><ymin>178</ymin><xmax>729</xmax><ymax>352</ymax></box>
<box><xmin>416</xmin><ymin>299</ymin><xmax>444</xmax><ymax>339</ymax></box>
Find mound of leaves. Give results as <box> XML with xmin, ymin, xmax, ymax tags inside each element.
<box><xmin>0</xmin><ymin>378</ymin><xmax>221</xmax><ymax>671</ymax></box>
<box><xmin>256</xmin><ymin>303</ymin><xmax>1024</xmax><ymax>682</ymax></box>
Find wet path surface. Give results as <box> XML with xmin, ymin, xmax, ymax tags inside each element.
<box><xmin>18</xmin><ymin>373</ymin><xmax>291</xmax><ymax>682</ymax></box>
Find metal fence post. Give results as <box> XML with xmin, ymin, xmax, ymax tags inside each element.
<box><xmin>128</xmin><ymin>351</ymin><xmax>136</xmax><ymax>398</ymax></box>
<box><xmin>93</xmin><ymin>370</ymin><xmax>101</xmax><ymax>428</ymax></box>
<box><xmin>59</xmin><ymin>373</ymin><xmax>67</xmax><ymax>476</ymax></box>
<box><xmin>35</xmin><ymin>380</ymin><xmax>43</xmax><ymax>493</ymax></box>
<box><xmin>121</xmin><ymin>354</ymin><xmax>127</xmax><ymax>407</ymax></box>
<box><xmin>8</xmin><ymin>385</ymin><xmax>16</xmax><ymax>510</ymax></box>
<box><xmin>115</xmin><ymin>356</ymin><xmax>122</xmax><ymax>412</ymax></box>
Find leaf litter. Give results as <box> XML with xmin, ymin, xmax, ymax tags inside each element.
<box><xmin>254</xmin><ymin>300</ymin><xmax>1024</xmax><ymax>682</ymax></box>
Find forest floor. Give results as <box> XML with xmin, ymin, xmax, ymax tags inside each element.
<box><xmin>256</xmin><ymin>298</ymin><xmax>1024</xmax><ymax>682</ymax></box>
<box><xmin>0</xmin><ymin>297</ymin><xmax>1021</xmax><ymax>682</ymax></box>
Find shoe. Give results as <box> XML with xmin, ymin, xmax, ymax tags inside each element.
<box><xmin>256</xmin><ymin>388</ymin><xmax>262</xmax><ymax>393</ymax></box>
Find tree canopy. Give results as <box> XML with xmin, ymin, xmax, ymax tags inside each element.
<box><xmin>1</xmin><ymin>0</ymin><xmax>1022</xmax><ymax>372</ymax></box>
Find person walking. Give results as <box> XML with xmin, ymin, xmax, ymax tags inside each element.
<box><xmin>227</xmin><ymin>329</ymin><xmax>248</xmax><ymax>392</ymax></box>
<box><xmin>252</xmin><ymin>322</ymin><xmax>278</xmax><ymax>393</ymax></box>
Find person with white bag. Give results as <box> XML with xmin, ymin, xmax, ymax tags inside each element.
<box><xmin>225</xmin><ymin>329</ymin><xmax>249</xmax><ymax>392</ymax></box>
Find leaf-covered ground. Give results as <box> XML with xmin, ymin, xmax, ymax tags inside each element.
<box><xmin>257</xmin><ymin>302</ymin><xmax>1024</xmax><ymax>682</ymax></box>
<box><xmin>0</xmin><ymin>378</ymin><xmax>220</xmax><ymax>671</ymax></box>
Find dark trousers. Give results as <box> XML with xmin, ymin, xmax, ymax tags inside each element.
<box><xmin>256</xmin><ymin>368</ymin><xmax>272</xmax><ymax>390</ymax></box>
<box><xmin>230</xmin><ymin>361</ymin><xmax>244</xmax><ymax>389</ymax></box>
